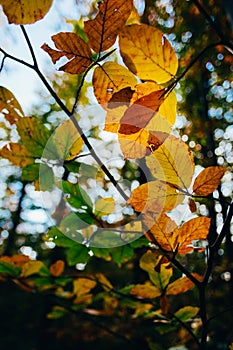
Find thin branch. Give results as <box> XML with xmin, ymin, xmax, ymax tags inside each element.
<box><xmin>20</xmin><ymin>25</ymin><xmax>38</xmax><ymax>67</ymax></box>
<box><xmin>16</xmin><ymin>26</ymin><xmax>129</xmax><ymax>202</ymax></box>
<box><xmin>169</xmin><ymin>311</ymin><xmax>200</xmax><ymax>346</ymax></box>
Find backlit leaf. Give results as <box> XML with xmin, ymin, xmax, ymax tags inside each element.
<box><xmin>167</xmin><ymin>276</ymin><xmax>195</xmax><ymax>295</ymax></box>
<box><xmin>146</xmin><ymin>135</ymin><xmax>194</xmax><ymax>190</ymax></box>
<box><xmin>52</xmin><ymin>119</ymin><xmax>83</xmax><ymax>160</ymax></box>
<box><xmin>21</xmin><ymin>163</ymin><xmax>54</xmax><ymax>191</ymax></box>
<box><xmin>0</xmin><ymin>143</ymin><xmax>35</xmax><ymax>166</ymax></box>
<box><xmin>21</xmin><ymin>260</ymin><xmax>44</xmax><ymax>277</ymax></box>
<box><xmin>93</xmin><ymin>62</ymin><xmax>137</xmax><ymax>107</ymax></box>
<box><xmin>143</xmin><ymin>213</ymin><xmax>179</xmax><ymax>252</ymax></box>
<box><xmin>66</xmin><ymin>244</ymin><xmax>90</xmax><ymax>266</ymax></box>
<box><xmin>193</xmin><ymin>166</ymin><xmax>226</xmax><ymax>196</ymax></box>
<box><xmin>174</xmin><ymin>306</ymin><xmax>199</xmax><ymax>322</ymax></box>
<box><xmin>1</xmin><ymin>0</ymin><xmax>53</xmax><ymax>24</ymax></box>
<box><xmin>62</xmin><ymin>181</ymin><xmax>93</xmax><ymax>212</ymax></box>
<box><xmin>0</xmin><ymin>260</ymin><xmax>21</xmax><ymax>276</ymax></box>
<box><xmin>128</xmin><ymin>181</ymin><xmax>185</xmax><ymax>214</ymax></box>
<box><xmin>95</xmin><ymin>197</ymin><xmax>115</xmax><ymax>217</ymax></box>
<box><xmin>17</xmin><ymin>117</ymin><xmax>51</xmax><ymax>157</ymax></box>
<box><xmin>49</xmin><ymin>260</ymin><xmax>65</xmax><ymax>277</ymax></box>
<box><xmin>131</xmin><ymin>282</ymin><xmax>161</xmax><ymax>299</ymax></box>
<box><xmin>119</xmin><ymin>24</ymin><xmax>178</xmax><ymax>83</ymax></box>
<box><xmin>118</xmin><ymin>89</ymin><xmax>165</xmax><ymax>135</ymax></box>
<box><xmin>42</xmin><ymin>32</ymin><xmax>92</xmax><ymax>74</ymax></box>
<box><xmin>73</xmin><ymin>278</ymin><xmax>96</xmax><ymax>297</ymax></box>
<box><xmin>84</xmin><ymin>0</ymin><xmax>133</xmax><ymax>52</ymax></box>
<box><xmin>177</xmin><ymin>217</ymin><xmax>210</xmax><ymax>254</ymax></box>
<box><xmin>0</xmin><ymin>86</ymin><xmax>24</xmax><ymax>124</ymax></box>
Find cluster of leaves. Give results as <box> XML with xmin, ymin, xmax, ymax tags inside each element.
<box><xmin>0</xmin><ymin>0</ymin><xmax>232</xmax><ymax>349</ymax></box>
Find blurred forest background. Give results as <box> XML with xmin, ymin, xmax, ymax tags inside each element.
<box><xmin>0</xmin><ymin>0</ymin><xmax>232</xmax><ymax>349</ymax></box>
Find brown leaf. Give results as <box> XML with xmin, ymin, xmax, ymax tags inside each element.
<box><xmin>193</xmin><ymin>166</ymin><xmax>226</xmax><ymax>196</ymax></box>
<box><xmin>42</xmin><ymin>32</ymin><xmax>92</xmax><ymax>74</ymax></box>
<box><xmin>84</xmin><ymin>0</ymin><xmax>133</xmax><ymax>52</ymax></box>
<box><xmin>0</xmin><ymin>86</ymin><xmax>24</xmax><ymax>124</ymax></box>
<box><xmin>188</xmin><ymin>198</ymin><xmax>197</xmax><ymax>213</ymax></box>
<box><xmin>118</xmin><ymin>89</ymin><xmax>165</xmax><ymax>135</ymax></box>
<box><xmin>49</xmin><ymin>260</ymin><xmax>65</xmax><ymax>277</ymax></box>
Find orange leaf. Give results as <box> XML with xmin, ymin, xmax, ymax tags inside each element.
<box><xmin>143</xmin><ymin>213</ymin><xmax>179</xmax><ymax>252</ymax></box>
<box><xmin>42</xmin><ymin>32</ymin><xmax>92</xmax><ymax>74</ymax></box>
<box><xmin>73</xmin><ymin>278</ymin><xmax>96</xmax><ymax>297</ymax></box>
<box><xmin>0</xmin><ymin>143</ymin><xmax>35</xmax><ymax>167</ymax></box>
<box><xmin>128</xmin><ymin>181</ymin><xmax>185</xmax><ymax>214</ymax></box>
<box><xmin>84</xmin><ymin>0</ymin><xmax>133</xmax><ymax>52</ymax></box>
<box><xmin>167</xmin><ymin>276</ymin><xmax>195</xmax><ymax>295</ymax></box>
<box><xmin>193</xmin><ymin>166</ymin><xmax>226</xmax><ymax>196</ymax></box>
<box><xmin>119</xmin><ymin>24</ymin><xmax>178</xmax><ymax>84</ymax></box>
<box><xmin>118</xmin><ymin>89</ymin><xmax>165</xmax><ymax>135</ymax></box>
<box><xmin>1</xmin><ymin>0</ymin><xmax>53</xmax><ymax>24</ymax></box>
<box><xmin>130</xmin><ymin>282</ymin><xmax>161</xmax><ymax>299</ymax></box>
<box><xmin>178</xmin><ymin>217</ymin><xmax>210</xmax><ymax>254</ymax></box>
<box><xmin>49</xmin><ymin>260</ymin><xmax>65</xmax><ymax>277</ymax></box>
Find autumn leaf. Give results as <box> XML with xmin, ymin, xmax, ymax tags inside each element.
<box><xmin>177</xmin><ymin>217</ymin><xmax>210</xmax><ymax>254</ymax></box>
<box><xmin>167</xmin><ymin>276</ymin><xmax>195</xmax><ymax>295</ymax></box>
<box><xmin>42</xmin><ymin>32</ymin><xmax>92</xmax><ymax>74</ymax></box>
<box><xmin>49</xmin><ymin>260</ymin><xmax>65</xmax><ymax>277</ymax></box>
<box><xmin>193</xmin><ymin>166</ymin><xmax>226</xmax><ymax>196</ymax></box>
<box><xmin>0</xmin><ymin>86</ymin><xmax>24</xmax><ymax>124</ymax></box>
<box><xmin>51</xmin><ymin>119</ymin><xmax>83</xmax><ymax>160</ymax></box>
<box><xmin>20</xmin><ymin>260</ymin><xmax>44</xmax><ymax>278</ymax></box>
<box><xmin>174</xmin><ymin>306</ymin><xmax>199</xmax><ymax>322</ymax></box>
<box><xmin>143</xmin><ymin>213</ymin><xmax>179</xmax><ymax>252</ymax></box>
<box><xmin>128</xmin><ymin>181</ymin><xmax>185</xmax><ymax>214</ymax></box>
<box><xmin>146</xmin><ymin>135</ymin><xmax>194</xmax><ymax>190</ymax></box>
<box><xmin>118</xmin><ymin>89</ymin><xmax>165</xmax><ymax>135</ymax></box>
<box><xmin>93</xmin><ymin>62</ymin><xmax>137</xmax><ymax>107</ymax></box>
<box><xmin>0</xmin><ymin>143</ymin><xmax>35</xmax><ymax>167</ymax></box>
<box><xmin>95</xmin><ymin>197</ymin><xmax>115</xmax><ymax>217</ymax></box>
<box><xmin>73</xmin><ymin>278</ymin><xmax>96</xmax><ymax>298</ymax></box>
<box><xmin>119</xmin><ymin>24</ymin><xmax>178</xmax><ymax>84</ymax></box>
<box><xmin>130</xmin><ymin>282</ymin><xmax>161</xmax><ymax>299</ymax></box>
<box><xmin>1</xmin><ymin>0</ymin><xmax>53</xmax><ymax>24</ymax></box>
<box><xmin>84</xmin><ymin>0</ymin><xmax>133</xmax><ymax>53</ymax></box>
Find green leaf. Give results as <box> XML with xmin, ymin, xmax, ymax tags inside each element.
<box><xmin>47</xmin><ymin>306</ymin><xmax>68</xmax><ymax>319</ymax></box>
<box><xmin>21</xmin><ymin>163</ymin><xmax>54</xmax><ymax>191</ymax></box>
<box><xmin>110</xmin><ymin>245</ymin><xmax>134</xmax><ymax>265</ymax></box>
<box><xmin>45</xmin><ymin>227</ymin><xmax>77</xmax><ymax>248</ymax></box>
<box><xmin>62</xmin><ymin>181</ymin><xmax>93</xmax><ymax>212</ymax></box>
<box><xmin>16</xmin><ymin>117</ymin><xmax>51</xmax><ymax>157</ymax></box>
<box><xmin>0</xmin><ymin>260</ymin><xmax>21</xmax><ymax>276</ymax></box>
<box><xmin>66</xmin><ymin>244</ymin><xmax>90</xmax><ymax>266</ymax></box>
<box><xmin>174</xmin><ymin>306</ymin><xmax>199</xmax><ymax>322</ymax></box>
<box><xmin>59</xmin><ymin>212</ymin><xmax>93</xmax><ymax>241</ymax></box>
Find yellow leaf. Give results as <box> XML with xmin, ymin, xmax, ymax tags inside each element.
<box><xmin>146</xmin><ymin>135</ymin><xmax>194</xmax><ymax>190</ymax></box>
<box><xmin>119</xmin><ymin>114</ymin><xmax>171</xmax><ymax>159</ymax></box>
<box><xmin>96</xmin><ymin>273</ymin><xmax>113</xmax><ymax>291</ymax></box>
<box><xmin>0</xmin><ymin>86</ymin><xmax>24</xmax><ymax>124</ymax></box>
<box><xmin>139</xmin><ymin>250</ymin><xmax>164</xmax><ymax>274</ymax></box>
<box><xmin>177</xmin><ymin>217</ymin><xmax>210</xmax><ymax>254</ymax></box>
<box><xmin>128</xmin><ymin>181</ymin><xmax>185</xmax><ymax>214</ymax></box>
<box><xmin>167</xmin><ymin>276</ymin><xmax>195</xmax><ymax>295</ymax></box>
<box><xmin>73</xmin><ymin>278</ymin><xmax>96</xmax><ymax>297</ymax></box>
<box><xmin>119</xmin><ymin>24</ymin><xmax>178</xmax><ymax>83</ymax></box>
<box><xmin>193</xmin><ymin>166</ymin><xmax>226</xmax><ymax>196</ymax></box>
<box><xmin>52</xmin><ymin>119</ymin><xmax>83</xmax><ymax>160</ymax></box>
<box><xmin>143</xmin><ymin>213</ymin><xmax>179</xmax><ymax>252</ymax></box>
<box><xmin>0</xmin><ymin>143</ymin><xmax>35</xmax><ymax>167</ymax></box>
<box><xmin>95</xmin><ymin>197</ymin><xmax>115</xmax><ymax>216</ymax></box>
<box><xmin>93</xmin><ymin>62</ymin><xmax>137</xmax><ymax>107</ymax></box>
<box><xmin>49</xmin><ymin>260</ymin><xmax>65</xmax><ymax>277</ymax></box>
<box><xmin>42</xmin><ymin>32</ymin><xmax>92</xmax><ymax>74</ymax></box>
<box><xmin>84</xmin><ymin>0</ymin><xmax>133</xmax><ymax>52</ymax></box>
<box><xmin>21</xmin><ymin>260</ymin><xmax>44</xmax><ymax>277</ymax></box>
<box><xmin>1</xmin><ymin>0</ymin><xmax>53</xmax><ymax>24</ymax></box>
<box><xmin>131</xmin><ymin>282</ymin><xmax>161</xmax><ymax>299</ymax></box>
